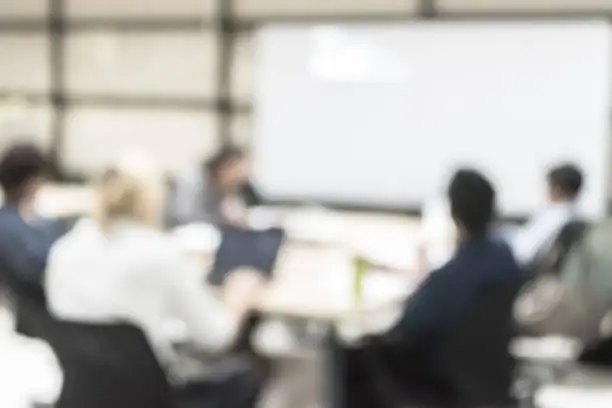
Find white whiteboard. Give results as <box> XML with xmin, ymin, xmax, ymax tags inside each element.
<box><xmin>252</xmin><ymin>21</ymin><xmax>612</xmax><ymax>217</ymax></box>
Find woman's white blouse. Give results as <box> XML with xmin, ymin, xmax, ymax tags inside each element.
<box><xmin>45</xmin><ymin>219</ymin><xmax>239</xmax><ymax>366</ymax></box>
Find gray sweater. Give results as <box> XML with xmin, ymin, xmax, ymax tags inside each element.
<box><xmin>170</xmin><ymin>166</ymin><xmax>225</xmax><ymax>226</ymax></box>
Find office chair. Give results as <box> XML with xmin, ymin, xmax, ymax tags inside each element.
<box><xmin>529</xmin><ymin>219</ymin><xmax>589</xmax><ymax>277</ymax></box>
<box><xmin>43</xmin><ymin>320</ymin><xmax>173</xmax><ymax>408</ymax></box>
<box><xmin>0</xmin><ymin>259</ymin><xmax>50</xmax><ymax>338</ymax></box>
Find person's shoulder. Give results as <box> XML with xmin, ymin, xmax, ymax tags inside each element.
<box><xmin>428</xmin><ymin>257</ymin><xmax>459</xmax><ymax>279</ymax></box>
<box><xmin>488</xmin><ymin>235</ymin><xmax>515</xmax><ymax>254</ymax></box>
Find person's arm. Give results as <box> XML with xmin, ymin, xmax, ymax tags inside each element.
<box><xmin>386</xmin><ymin>267</ymin><xmax>459</xmax><ymax>339</ymax></box>
<box><xmin>164</xmin><ymin>252</ymin><xmax>261</xmax><ymax>352</ymax></box>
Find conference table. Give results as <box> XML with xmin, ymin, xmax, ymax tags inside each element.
<box><xmin>23</xmin><ymin>184</ymin><xmax>612</xmax><ymax>408</ymax></box>
<box><xmin>29</xmin><ymin>184</ymin><xmax>434</xmax><ymax>408</ymax></box>
<box><xmin>173</xmin><ymin>209</ymin><xmax>425</xmax><ymax>408</ymax></box>
<box><xmin>251</xmin><ymin>244</ymin><xmax>420</xmax><ymax>408</ymax></box>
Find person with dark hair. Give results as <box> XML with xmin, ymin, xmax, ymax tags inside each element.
<box><xmin>169</xmin><ymin>147</ymin><xmax>259</xmax><ymax>227</ymax></box>
<box><xmin>512</xmin><ymin>163</ymin><xmax>584</xmax><ymax>266</ymax></box>
<box><xmin>344</xmin><ymin>168</ymin><xmax>523</xmax><ymax>407</ymax></box>
<box><xmin>390</xmin><ymin>168</ymin><xmax>519</xmax><ymax>337</ymax></box>
<box><xmin>0</xmin><ymin>143</ymin><xmax>60</xmax><ymax>286</ymax></box>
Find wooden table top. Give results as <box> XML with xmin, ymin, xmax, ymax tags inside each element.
<box><xmin>255</xmin><ymin>243</ymin><xmax>421</xmax><ymax>321</ymax></box>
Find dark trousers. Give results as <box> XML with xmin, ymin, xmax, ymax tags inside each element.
<box><xmin>343</xmin><ymin>342</ymin><xmax>455</xmax><ymax>408</ymax></box>
<box><xmin>174</xmin><ymin>368</ymin><xmax>264</xmax><ymax>408</ymax></box>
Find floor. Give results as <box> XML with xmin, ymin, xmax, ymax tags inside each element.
<box><xmin>259</xmin><ymin>355</ymin><xmax>322</xmax><ymax>408</ymax></box>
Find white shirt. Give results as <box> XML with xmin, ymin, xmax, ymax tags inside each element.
<box><xmin>420</xmin><ymin>196</ymin><xmax>457</xmax><ymax>269</ymax></box>
<box><xmin>511</xmin><ymin>202</ymin><xmax>575</xmax><ymax>266</ymax></box>
<box><xmin>45</xmin><ymin>218</ymin><xmax>239</xmax><ymax>368</ymax></box>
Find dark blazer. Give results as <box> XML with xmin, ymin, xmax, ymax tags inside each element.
<box><xmin>345</xmin><ymin>237</ymin><xmax>524</xmax><ymax>407</ymax></box>
<box><xmin>392</xmin><ymin>236</ymin><xmax>522</xmax><ymax>341</ymax></box>
<box><xmin>0</xmin><ymin>205</ymin><xmax>60</xmax><ymax>285</ymax></box>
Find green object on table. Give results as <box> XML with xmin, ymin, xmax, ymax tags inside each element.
<box><xmin>353</xmin><ymin>256</ymin><xmax>368</xmax><ymax>308</ymax></box>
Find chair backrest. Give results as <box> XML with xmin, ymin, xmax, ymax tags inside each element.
<box><xmin>550</xmin><ymin>219</ymin><xmax>590</xmax><ymax>273</ymax></box>
<box><xmin>44</xmin><ymin>320</ymin><xmax>173</xmax><ymax>408</ymax></box>
<box><xmin>0</xmin><ymin>259</ymin><xmax>49</xmax><ymax>338</ymax></box>
<box><xmin>437</xmin><ymin>280</ymin><xmax>525</xmax><ymax>406</ymax></box>
<box><xmin>530</xmin><ymin>219</ymin><xmax>590</xmax><ymax>276</ymax></box>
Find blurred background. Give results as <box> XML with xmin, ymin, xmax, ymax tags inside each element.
<box><xmin>0</xmin><ymin>0</ymin><xmax>609</xmax><ymax>180</ymax></box>
<box><xmin>2</xmin><ymin>2</ymin><xmax>612</xmax><ymax>408</ymax></box>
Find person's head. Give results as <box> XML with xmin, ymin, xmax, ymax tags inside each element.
<box><xmin>547</xmin><ymin>163</ymin><xmax>583</xmax><ymax>203</ymax></box>
<box><xmin>0</xmin><ymin>143</ymin><xmax>49</xmax><ymax>205</ymax></box>
<box><xmin>206</xmin><ymin>146</ymin><xmax>248</xmax><ymax>190</ymax></box>
<box><xmin>96</xmin><ymin>154</ymin><xmax>164</xmax><ymax>229</ymax></box>
<box><xmin>447</xmin><ymin>168</ymin><xmax>496</xmax><ymax>242</ymax></box>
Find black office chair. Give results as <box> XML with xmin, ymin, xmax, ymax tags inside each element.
<box><xmin>0</xmin><ymin>260</ymin><xmax>51</xmax><ymax>338</ymax></box>
<box><xmin>346</xmin><ymin>281</ymin><xmax>523</xmax><ymax>408</ymax></box>
<box><xmin>0</xmin><ymin>272</ymin><xmax>174</xmax><ymax>408</ymax></box>
<box><xmin>42</xmin><ymin>320</ymin><xmax>174</xmax><ymax>408</ymax></box>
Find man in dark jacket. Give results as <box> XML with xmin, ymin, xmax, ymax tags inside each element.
<box><xmin>345</xmin><ymin>168</ymin><xmax>523</xmax><ymax>407</ymax></box>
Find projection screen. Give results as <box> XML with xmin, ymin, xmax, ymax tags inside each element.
<box><xmin>252</xmin><ymin>21</ymin><xmax>611</xmax><ymax>218</ymax></box>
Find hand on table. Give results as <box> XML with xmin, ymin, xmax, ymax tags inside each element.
<box><xmin>222</xmin><ymin>268</ymin><xmax>266</xmax><ymax>314</ymax></box>
<box><xmin>222</xmin><ymin>197</ymin><xmax>249</xmax><ymax>228</ymax></box>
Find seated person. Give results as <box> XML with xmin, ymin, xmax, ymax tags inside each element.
<box><xmin>345</xmin><ymin>169</ymin><xmax>523</xmax><ymax>407</ymax></box>
<box><xmin>512</xmin><ymin>163</ymin><xmax>583</xmax><ymax>268</ymax></box>
<box><xmin>169</xmin><ymin>147</ymin><xmax>259</xmax><ymax>227</ymax></box>
<box><xmin>45</xmin><ymin>159</ymin><xmax>265</xmax><ymax>408</ymax></box>
<box><xmin>0</xmin><ymin>143</ymin><xmax>60</xmax><ymax>287</ymax></box>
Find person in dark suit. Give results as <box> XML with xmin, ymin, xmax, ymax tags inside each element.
<box><xmin>345</xmin><ymin>168</ymin><xmax>523</xmax><ymax>407</ymax></box>
<box><xmin>0</xmin><ymin>144</ymin><xmax>60</xmax><ymax>287</ymax></box>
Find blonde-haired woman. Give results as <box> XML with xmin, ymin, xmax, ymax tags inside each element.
<box><xmin>44</xmin><ymin>158</ymin><xmax>265</xmax><ymax>408</ymax></box>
